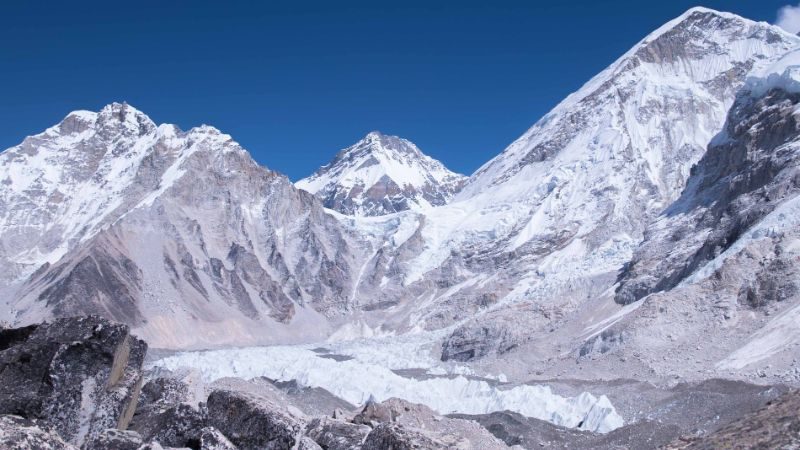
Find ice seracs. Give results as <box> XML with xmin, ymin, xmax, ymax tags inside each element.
<box><xmin>296</xmin><ymin>131</ymin><xmax>466</xmax><ymax>216</ymax></box>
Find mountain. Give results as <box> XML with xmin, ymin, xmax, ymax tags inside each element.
<box><xmin>296</xmin><ymin>131</ymin><xmax>466</xmax><ymax>216</ymax></box>
<box><xmin>607</xmin><ymin>49</ymin><xmax>800</xmax><ymax>377</ymax></box>
<box><xmin>1</xmin><ymin>7</ymin><xmax>799</xmax><ymax>381</ymax></box>
<box><xmin>402</xmin><ymin>7</ymin><xmax>800</xmax><ymax>365</ymax></box>
<box><xmin>0</xmin><ymin>103</ymin><xmax>378</xmax><ymax>348</ymax></box>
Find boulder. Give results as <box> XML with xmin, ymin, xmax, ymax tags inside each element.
<box><xmin>138</xmin><ymin>376</ymin><xmax>191</xmax><ymax>410</ymax></box>
<box><xmin>206</xmin><ymin>390</ymin><xmax>303</xmax><ymax>450</ymax></box>
<box><xmin>297</xmin><ymin>436</ymin><xmax>323</xmax><ymax>450</ymax></box>
<box><xmin>130</xmin><ymin>402</ymin><xmax>206</xmax><ymax>448</ymax></box>
<box><xmin>0</xmin><ymin>414</ymin><xmax>78</xmax><ymax>450</ymax></box>
<box><xmin>199</xmin><ymin>426</ymin><xmax>238</xmax><ymax>450</ymax></box>
<box><xmin>304</xmin><ymin>417</ymin><xmax>370</xmax><ymax>450</ymax></box>
<box><xmin>85</xmin><ymin>428</ymin><xmax>143</xmax><ymax>449</ymax></box>
<box><xmin>362</xmin><ymin>423</ymin><xmax>445</xmax><ymax>450</ymax></box>
<box><xmin>0</xmin><ymin>316</ymin><xmax>146</xmax><ymax>446</ymax></box>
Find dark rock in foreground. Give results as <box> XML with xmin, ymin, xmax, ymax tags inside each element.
<box><xmin>361</xmin><ymin>423</ymin><xmax>445</xmax><ymax>450</ymax></box>
<box><xmin>0</xmin><ymin>415</ymin><xmax>78</xmax><ymax>450</ymax></box>
<box><xmin>207</xmin><ymin>389</ymin><xmax>304</xmax><ymax>450</ymax></box>
<box><xmin>0</xmin><ymin>316</ymin><xmax>146</xmax><ymax>446</ymax></box>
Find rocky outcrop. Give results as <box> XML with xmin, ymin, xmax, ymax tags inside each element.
<box><xmin>206</xmin><ymin>390</ymin><xmax>304</xmax><ymax>450</ymax></box>
<box><xmin>0</xmin><ymin>415</ymin><xmax>78</xmax><ymax>450</ymax></box>
<box><xmin>361</xmin><ymin>423</ymin><xmax>445</xmax><ymax>450</ymax></box>
<box><xmin>304</xmin><ymin>417</ymin><xmax>370</xmax><ymax>450</ymax></box>
<box><xmin>616</xmin><ymin>84</ymin><xmax>800</xmax><ymax>305</ymax></box>
<box><xmin>0</xmin><ymin>316</ymin><xmax>146</xmax><ymax>446</ymax></box>
<box><xmin>130</xmin><ymin>403</ymin><xmax>206</xmax><ymax>448</ymax></box>
<box><xmin>199</xmin><ymin>426</ymin><xmax>238</xmax><ymax>450</ymax></box>
<box><xmin>88</xmin><ymin>429</ymin><xmax>144</xmax><ymax>450</ymax></box>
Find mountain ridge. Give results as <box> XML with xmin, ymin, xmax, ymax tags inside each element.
<box><xmin>296</xmin><ymin>131</ymin><xmax>466</xmax><ymax>216</ymax></box>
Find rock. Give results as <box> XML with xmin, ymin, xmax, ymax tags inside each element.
<box><xmin>361</xmin><ymin>423</ymin><xmax>445</xmax><ymax>450</ymax></box>
<box><xmin>206</xmin><ymin>390</ymin><xmax>303</xmax><ymax>450</ymax></box>
<box><xmin>138</xmin><ymin>377</ymin><xmax>191</xmax><ymax>410</ymax></box>
<box><xmin>304</xmin><ymin>417</ymin><xmax>370</xmax><ymax>450</ymax></box>
<box><xmin>0</xmin><ymin>316</ymin><xmax>147</xmax><ymax>446</ymax></box>
<box><xmin>85</xmin><ymin>428</ymin><xmax>143</xmax><ymax>450</ymax></box>
<box><xmin>130</xmin><ymin>403</ymin><xmax>206</xmax><ymax>448</ymax></box>
<box><xmin>352</xmin><ymin>401</ymin><xmax>396</xmax><ymax>426</ymax></box>
<box><xmin>199</xmin><ymin>426</ymin><xmax>237</xmax><ymax>450</ymax></box>
<box><xmin>297</xmin><ymin>436</ymin><xmax>323</xmax><ymax>450</ymax></box>
<box><xmin>0</xmin><ymin>414</ymin><xmax>78</xmax><ymax>450</ymax></box>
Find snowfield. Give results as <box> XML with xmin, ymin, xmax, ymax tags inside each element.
<box><xmin>152</xmin><ymin>334</ymin><xmax>624</xmax><ymax>433</ymax></box>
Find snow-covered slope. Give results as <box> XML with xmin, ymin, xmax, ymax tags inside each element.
<box><xmin>296</xmin><ymin>131</ymin><xmax>465</xmax><ymax>216</ymax></box>
<box><xmin>596</xmin><ymin>48</ymin><xmax>800</xmax><ymax>381</ymax></box>
<box><xmin>387</xmin><ymin>7</ymin><xmax>800</xmax><ymax>362</ymax></box>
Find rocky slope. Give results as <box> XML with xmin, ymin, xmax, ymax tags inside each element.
<box><xmin>296</xmin><ymin>131</ymin><xmax>466</xmax><ymax>216</ymax></box>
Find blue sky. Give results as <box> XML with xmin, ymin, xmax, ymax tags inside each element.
<box><xmin>0</xmin><ymin>1</ymin><xmax>794</xmax><ymax>179</ymax></box>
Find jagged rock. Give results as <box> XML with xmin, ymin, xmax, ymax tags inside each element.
<box><xmin>138</xmin><ymin>377</ymin><xmax>191</xmax><ymax>410</ymax></box>
<box><xmin>0</xmin><ymin>316</ymin><xmax>146</xmax><ymax>446</ymax></box>
<box><xmin>199</xmin><ymin>426</ymin><xmax>237</xmax><ymax>450</ymax></box>
<box><xmin>0</xmin><ymin>415</ymin><xmax>78</xmax><ymax>450</ymax></box>
<box><xmin>352</xmin><ymin>400</ymin><xmax>396</xmax><ymax>426</ymax></box>
<box><xmin>85</xmin><ymin>428</ymin><xmax>143</xmax><ymax>450</ymax></box>
<box><xmin>297</xmin><ymin>436</ymin><xmax>323</xmax><ymax>450</ymax></box>
<box><xmin>206</xmin><ymin>390</ymin><xmax>303</xmax><ymax>450</ymax></box>
<box><xmin>304</xmin><ymin>417</ymin><xmax>370</xmax><ymax>450</ymax></box>
<box><xmin>129</xmin><ymin>403</ymin><xmax>206</xmax><ymax>448</ymax></box>
<box><xmin>361</xmin><ymin>423</ymin><xmax>445</xmax><ymax>450</ymax></box>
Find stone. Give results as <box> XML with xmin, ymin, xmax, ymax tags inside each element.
<box><xmin>304</xmin><ymin>417</ymin><xmax>370</xmax><ymax>450</ymax></box>
<box><xmin>0</xmin><ymin>316</ymin><xmax>146</xmax><ymax>446</ymax></box>
<box><xmin>206</xmin><ymin>390</ymin><xmax>303</xmax><ymax>450</ymax></box>
<box><xmin>130</xmin><ymin>403</ymin><xmax>206</xmax><ymax>448</ymax></box>
<box><xmin>0</xmin><ymin>414</ymin><xmax>78</xmax><ymax>450</ymax></box>
<box><xmin>199</xmin><ymin>426</ymin><xmax>238</xmax><ymax>450</ymax></box>
<box><xmin>361</xmin><ymin>423</ymin><xmax>445</xmax><ymax>450</ymax></box>
<box><xmin>85</xmin><ymin>428</ymin><xmax>143</xmax><ymax>450</ymax></box>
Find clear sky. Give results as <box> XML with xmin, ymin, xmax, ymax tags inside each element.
<box><xmin>0</xmin><ymin>1</ymin><xmax>794</xmax><ymax>180</ymax></box>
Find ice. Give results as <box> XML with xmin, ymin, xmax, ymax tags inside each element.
<box><xmin>152</xmin><ymin>335</ymin><xmax>624</xmax><ymax>433</ymax></box>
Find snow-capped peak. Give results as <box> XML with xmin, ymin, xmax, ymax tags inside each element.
<box><xmin>296</xmin><ymin>131</ymin><xmax>466</xmax><ymax>216</ymax></box>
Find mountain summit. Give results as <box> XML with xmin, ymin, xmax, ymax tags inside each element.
<box><xmin>296</xmin><ymin>131</ymin><xmax>466</xmax><ymax>216</ymax></box>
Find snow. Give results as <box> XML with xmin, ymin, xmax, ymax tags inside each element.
<box><xmin>746</xmin><ymin>49</ymin><xmax>800</xmax><ymax>98</ymax></box>
<box><xmin>152</xmin><ymin>335</ymin><xmax>624</xmax><ymax>433</ymax></box>
<box><xmin>684</xmin><ymin>187</ymin><xmax>800</xmax><ymax>285</ymax></box>
<box><xmin>296</xmin><ymin>131</ymin><xmax>465</xmax><ymax>216</ymax></box>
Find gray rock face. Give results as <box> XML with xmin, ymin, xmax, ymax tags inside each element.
<box><xmin>199</xmin><ymin>426</ymin><xmax>238</xmax><ymax>450</ymax></box>
<box><xmin>296</xmin><ymin>131</ymin><xmax>466</xmax><ymax>217</ymax></box>
<box><xmin>304</xmin><ymin>417</ymin><xmax>370</xmax><ymax>450</ymax></box>
<box><xmin>361</xmin><ymin>423</ymin><xmax>444</xmax><ymax>450</ymax></box>
<box><xmin>86</xmin><ymin>428</ymin><xmax>144</xmax><ymax>450</ymax></box>
<box><xmin>130</xmin><ymin>403</ymin><xmax>206</xmax><ymax>448</ymax></box>
<box><xmin>206</xmin><ymin>390</ymin><xmax>303</xmax><ymax>450</ymax></box>
<box><xmin>617</xmin><ymin>86</ymin><xmax>800</xmax><ymax>305</ymax></box>
<box><xmin>0</xmin><ymin>316</ymin><xmax>146</xmax><ymax>446</ymax></box>
<box><xmin>0</xmin><ymin>415</ymin><xmax>78</xmax><ymax>450</ymax></box>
